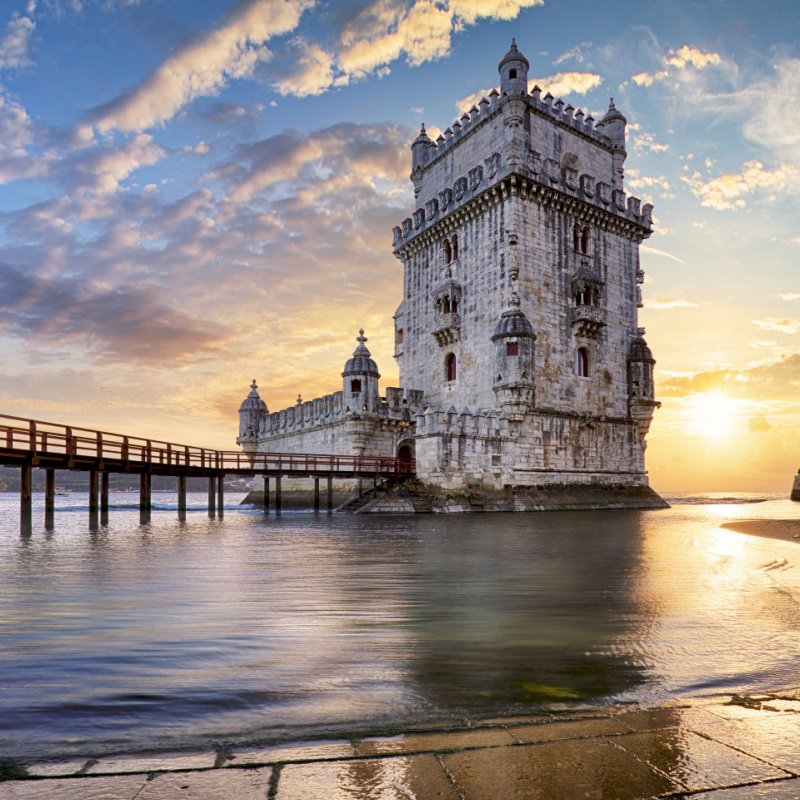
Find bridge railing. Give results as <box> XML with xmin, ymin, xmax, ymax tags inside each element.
<box><xmin>0</xmin><ymin>413</ymin><xmax>413</xmax><ymax>475</ymax></box>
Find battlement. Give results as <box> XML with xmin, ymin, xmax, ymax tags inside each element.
<box><xmin>415</xmin><ymin>405</ymin><xmax>504</xmax><ymax>438</ymax></box>
<box><xmin>393</xmin><ymin>157</ymin><xmax>653</xmax><ymax>251</ymax></box>
<box><xmin>258</xmin><ymin>387</ymin><xmax>424</xmax><ymax>438</ymax></box>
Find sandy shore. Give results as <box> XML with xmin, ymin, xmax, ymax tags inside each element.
<box><xmin>722</xmin><ymin>519</ymin><xmax>800</xmax><ymax>543</ymax></box>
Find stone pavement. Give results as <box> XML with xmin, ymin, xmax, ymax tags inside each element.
<box><xmin>2</xmin><ymin>692</ymin><xmax>800</xmax><ymax>799</ymax></box>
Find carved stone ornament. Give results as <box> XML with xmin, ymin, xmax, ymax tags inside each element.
<box><xmin>484</xmin><ymin>152</ymin><xmax>501</xmax><ymax>178</ymax></box>
<box><xmin>454</xmin><ymin>176</ymin><xmax>468</xmax><ymax>200</ymax></box>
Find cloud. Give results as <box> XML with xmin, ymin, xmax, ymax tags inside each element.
<box><xmin>742</xmin><ymin>58</ymin><xmax>800</xmax><ymax>167</ymax></box>
<box><xmin>748</xmin><ymin>415</ymin><xmax>771</xmax><ymax>432</ymax></box>
<box><xmin>554</xmin><ymin>42</ymin><xmax>592</xmax><ymax>66</ymax></box>
<box><xmin>626</xmin><ymin>171</ymin><xmax>671</xmax><ymax>193</ymax></box>
<box><xmin>532</xmin><ymin>71</ymin><xmax>602</xmax><ymax>97</ymax></box>
<box><xmin>778</xmin><ymin>292</ymin><xmax>800</xmax><ymax>301</ymax></box>
<box><xmin>633</xmin><ymin>132</ymin><xmax>669</xmax><ymax>153</ymax></box>
<box><xmin>753</xmin><ymin>317</ymin><xmax>800</xmax><ymax>335</ymax></box>
<box><xmin>457</xmin><ymin>71</ymin><xmax>602</xmax><ymax>115</ymax></box>
<box><xmin>640</xmin><ymin>245</ymin><xmax>685</xmax><ymax>265</ymax></box>
<box><xmin>658</xmin><ymin>353</ymin><xmax>800</xmax><ymax>404</ymax></box>
<box><xmin>0</xmin><ymin>9</ymin><xmax>35</xmax><ymax>68</ymax></box>
<box><xmin>664</xmin><ymin>45</ymin><xmax>721</xmax><ymax>70</ymax></box>
<box><xmin>630</xmin><ymin>44</ymin><xmax>721</xmax><ymax>89</ymax></box>
<box><xmin>277</xmin><ymin>0</ymin><xmax>544</xmax><ymax>99</ymax></box>
<box><xmin>646</xmin><ymin>297</ymin><xmax>699</xmax><ymax>310</ymax></box>
<box><xmin>0</xmin><ymin>261</ymin><xmax>229</xmax><ymax>365</ymax></box>
<box><xmin>683</xmin><ymin>160</ymin><xmax>798</xmax><ymax>210</ymax></box>
<box><xmin>91</xmin><ymin>0</ymin><xmax>310</xmax><ymax>133</ymax></box>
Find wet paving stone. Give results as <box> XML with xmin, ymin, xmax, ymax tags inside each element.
<box><xmin>694</xmin><ymin>777</ymin><xmax>800</xmax><ymax>799</ymax></box>
<box><xmin>0</xmin><ymin>773</ymin><xmax>147</xmax><ymax>799</ymax></box>
<box><xmin>509</xmin><ymin>715</ymin><xmax>632</xmax><ymax>743</ymax></box>
<box><xmin>229</xmin><ymin>739</ymin><xmax>356</xmax><ymax>765</ymax></box>
<box><xmin>442</xmin><ymin>738</ymin><xmax>680</xmax><ymax>799</ymax></box>
<box><xmin>355</xmin><ymin>727</ymin><xmax>515</xmax><ymax>756</ymax></box>
<box><xmin>136</xmin><ymin>766</ymin><xmax>272</xmax><ymax>799</ymax></box>
<box><xmin>689</xmin><ymin>714</ymin><xmax>800</xmax><ymax>774</ymax></box>
<box><xmin>275</xmin><ymin>754</ymin><xmax>457</xmax><ymax>799</ymax></box>
<box><xmin>22</xmin><ymin>757</ymin><xmax>92</xmax><ymax>777</ymax></box>
<box><xmin>611</xmin><ymin>729</ymin><xmax>788</xmax><ymax>791</ymax></box>
<box><xmin>85</xmin><ymin>750</ymin><xmax>216</xmax><ymax>775</ymax></box>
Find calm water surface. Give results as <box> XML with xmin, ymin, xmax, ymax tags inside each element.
<box><xmin>1</xmin><ymin>491</ymin><xmax>799</xmax><ymax>760</ymax></box>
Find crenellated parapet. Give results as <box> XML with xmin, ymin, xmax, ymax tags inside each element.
<box><xmin>393</xmin><ymin>150</ymin><xmax>653</xmax><ymax>253</ymax></box>
<box><xmin>415</xmin><ymin>405</ymin><xmax>504</xmax><ymax>439</ymax></box>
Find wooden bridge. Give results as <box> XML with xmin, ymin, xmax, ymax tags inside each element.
<box><xmin>0</xmin><ymin>413</ymin><xmax>413</xmax><ymax>531</ymax></box>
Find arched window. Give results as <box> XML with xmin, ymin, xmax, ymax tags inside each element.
<box><xmin>506</xmin><ymin>341</ymin><xmax>519</xmax><ymax>356</ymax></box>
<box><xmin>451</xmin><ymin>297</ymin><xmax>458</xmax><ymax>313</ymax></box>
<box><xmin>351</xmin><ymin>379</ymin><xmax>362</xmax><ymax>393</ymax></box>
<box><xmin>443</xmin><ymin>296</ymin><xmax>451</xmax><ymax>313</ymax></box>
<box><xmin>443</xmin><ymin>238</ymin><xmax>451</xmax><ymax>264</ymax></box>
<box><xmin>575</xmin><ymin>348</ymin><xmax>589</xmax><ymax>378</ymax></box>
<box><xmin>572</xmin><ymin>223</ymin><xmax>581</xmax><ymax>252</ymax></box>
<box><xmin>451</xmin><ymin>234</ymin><xmax>458</xmax><ymax>260</ymax></box>
<box><xmin>445</xmin><ymin>353</ymin><xmax>457</xmax><ymax>382</ymax></box>
<box><xmin>581</xmin><ymin>226</ymin><xmax>590</xmax><ymax>254</ymax></box>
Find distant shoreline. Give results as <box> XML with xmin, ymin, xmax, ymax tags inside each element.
<box><xmin>722</xmin><ymin>519</ymin><xmax>800</xmax><ymax>544</ymax></box>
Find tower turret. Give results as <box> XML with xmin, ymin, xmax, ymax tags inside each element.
<box><xmin>598</xmin><ymin>98</ymin><xmax>627</xmax><ymax>187</ymax></box>
<box><xmin>342</xmin><ymin>329</ymin><xmax>381</xmax><ymax>414</ymax></box>
<box><xmin>628</xmin><ymin>329</ymin><xmax>659</xmax><ymax>440</ymax></box>
<box><xmin>498</xmin><ymin>38</ymin><xmax>529</xmax><ymax>96</ymax></box>
<box><xmin>492</xmin><ymin>295</ymin><xmax>536</xmax><ymax>420</ymax></box>
<box><xmin>237</xmin><ymin>379</ymin><xmax>267</xmax><ymax>449</ymax></box>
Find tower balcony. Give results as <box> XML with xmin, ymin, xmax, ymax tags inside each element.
<box><xmin>432</xmin><ymin>312</ymin><xmax>461</xmax><ymax>346</ymax></box>
<box><xmin>571</xmin><ymin>305</ymin><xmax>606</xmax><ymax>338</ymax></box>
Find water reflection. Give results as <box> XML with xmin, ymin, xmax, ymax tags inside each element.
<box><xmin>0</xmin><ymin>494</ymin><xmax>799</xmax><ymax>760</ymax></box>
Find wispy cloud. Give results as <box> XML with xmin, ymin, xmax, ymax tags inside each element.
<box><xmin>646</xmin><ymin>297</ymin><xmax>699</xmax><ymax>310</ymax></box>
<box><xmin>0</xmin><ymin>8</ymin><xmax>36</xmax><ymax>69</ymax></box>
<box><xmin>683</xmin><ymin>161</ymin><xmax>798</xmax><ymax>210</ymax></box>
<box><xmin>91</xmin><ymin>0</ymin><xmax>311</xmax><ymax>133</ymax></box>
<box><xmin>753</xmin><ymin>317</ymin><xmax>800</xmax><ymax>335</ymax></box>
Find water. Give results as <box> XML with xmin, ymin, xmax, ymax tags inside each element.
<box><xmin>1</xmin><ymin>491</ymin><xmax>799</xmax><ymax>761</ymax></box>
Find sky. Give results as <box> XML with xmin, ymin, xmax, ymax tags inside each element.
<box><xmin>0</xmin><ymin>0</ymin><xmax>799</xmax><ymax>493</ymax></box>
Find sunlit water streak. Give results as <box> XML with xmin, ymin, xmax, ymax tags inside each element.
<box><xmin>1</xmin><ymin>491</ymin><xmax>799</xmax><ymax>760</ymax></box>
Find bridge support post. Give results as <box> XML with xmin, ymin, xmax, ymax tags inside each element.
<box><xmin>314</xmin><ymin>477</ymin><xmax>320</xmax><ymax>514</ymax></box>
<box><xmin>358</xmin><ymin>478</ymin><xmax>363</xmax><ymax>498</ymax></box>
<box><xmin>100</xmin><ymin>472</ymin><xmax>109</xmax><ymax>522</ymax></box>
<box><xmin>326</xmin><ymin>475</ymin><xmax>333</xmax><ymax>513</ymax></box>
<box><xmin>89</xmin><ymin>469</ymin><xmax>99</xmax><ymax>511</ymax></box>
<box><xmin>275</xmin><ymin>475</ymin><xmax>282</xmax><ymax>515</ymax></box>
<box><xmin>45</xmin><ymin>468</ymin><xmax>55</xmax><ymax>529</ymax></box>
<box><xmin>140</xmin><ymin>473</ymin><xmax>151</xmax><ymax>522</ymax></box>
<box><xmin>208</xmin><ymin>477</ymin><xmax>216</xmax><ymax>518</ymax></box>
<box><xmin>217</xmin><ymin>475</ymin><xmax>224</xmax><ymax>519</ymax></box>
<box><xmin>178</xmin><ymin>475</ymin><xmax>187</xmax><ymax>519</ymax></box>
<box><xmin>20</xmin><ymin>463</ymin><xmax>32</xmax><ymax>535</ymax></box>
<box><xmin>263</xmin><ymin>477</ymin><xmax>269</xmax><ymax>514</ymax></box>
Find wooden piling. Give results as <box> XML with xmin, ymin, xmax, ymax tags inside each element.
<box><xmin>178</xmin><ymin>474</ymin><xmax>187</xmax><ymax>518</ymax></box>
<box><xmin>140</xmin><ymin>472</ymin><xmax>151</xmax><ymax>514</ymax></box>
<box><xmin>326</xmin><ymin>475</ymin><xmax>333</xmax><ymax>513</ymax></box>
<box><xmin>217</xmin><ymin>475</ymin><xmax>224</xmax><ymax>518</ymax></box>
<box><xmin>20</xmin><ymin>462</ymin><xmax>32</xmax><ymax>533</ymax></box>
<box><xmin>314</xmin><ymin>477</ymin><xmax>320</xmax><ymax>513</ymax></box>
<box><xmin>45</xmin><ymin>468</ymin><xmax>55</xmax><ymax>515</ymax></box>
<box><xmin>100</xmin><ymin>472</ymin><xmax>109</xmax><ymax>514</ymax></box>
<box><xmin>89</xmin><ymin>470</ymin><xmax>99</xmax><ymax>513</ymax></box>
<box><xmin>275</xmin><ymin>474</ymin><xmax>282</xmax><ymax>514</ymax></box>
<box><xmin>208</xmin><ymin>476</ymin><xmax>216</xmax><ymax>517</ymax></box>
<box><xmin>263</xmin><ymin>476</ymin><xmax>269</xmax><ymax>514</ymax></box>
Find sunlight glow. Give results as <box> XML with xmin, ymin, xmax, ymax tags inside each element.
<box><xmin>682</xmin><ymin>392</ymin><xmax>740</xmax><ymax>439</ymax></box>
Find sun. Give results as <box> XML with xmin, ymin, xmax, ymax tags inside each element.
<box><xmin>682</xmin><ymin>391</ymin><xmax>740</xmax><ymax>439</ymax></box>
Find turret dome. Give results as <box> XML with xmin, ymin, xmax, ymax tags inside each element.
<box><xmin>492</xmin><ymin>295</ymin><xmax>534</xmax><ymax>340</ymax></box>
<box><xmin>239</xmin><ymin>379</ymin><xmax>268</xmax><ymax>413</ymax></box>
<box><xmin>498</xmin><ymin>38</ymin><xmax>530</xmax><ymax>71</ymax></box>
<box><xmin>628</xmin><ymin>334</ymin><xmax>655</xmax><ymax>363</ymax></box>
<box><xmin>342</xmin><ymin>329</ymin><xmax>380</xmax><ymax>378</ymax></box>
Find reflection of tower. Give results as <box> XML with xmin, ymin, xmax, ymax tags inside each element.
<box><xmin>237</xmin><ymin>379</ymin><xmax>267</xmax><ymax>452</ymax></box>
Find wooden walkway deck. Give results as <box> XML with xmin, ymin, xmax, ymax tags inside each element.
<box><xmin>0</xmin><ymin>413</ymin><xmax>413</xmax><ymax>530</ymax></box>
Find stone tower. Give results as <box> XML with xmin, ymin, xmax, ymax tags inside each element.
<box><xmin>391</xmin><ymin>40</ymin><xmax>660</xmax><ymax>493</ymax></box>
